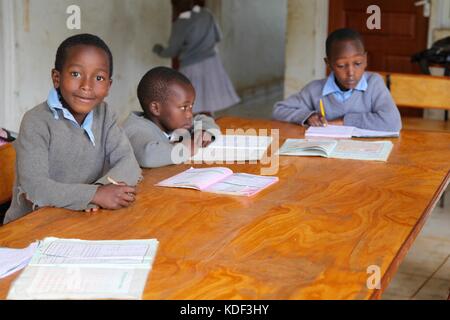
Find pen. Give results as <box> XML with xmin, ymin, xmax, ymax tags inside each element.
<box><xmin>319</xmin><ymin>98</ymin><xmax>328</xmax><ymax>127</ymax></box>
<box><xmin>108</xmin><ymin>177</ymin><xmax>135</xmax><ymax>197</ymax></box>
<box><xmin>107</xmin><ymin>176</ymin><xmax>120</xmax><ymax>185</ymax></box>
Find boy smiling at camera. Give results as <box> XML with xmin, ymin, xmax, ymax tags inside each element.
<box><xmin>4</xmin><ymin>34</ymin><xmax>142</xmax><ymax>224</ymax></box>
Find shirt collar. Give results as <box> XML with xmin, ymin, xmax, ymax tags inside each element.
<box><xmin>179</xmin><ymin>10</ymin><xmax>192</xmax><ymax>19</ymax></box>
<box><xmin>322</xmin><ymin>72</ymin><xmax>368</xmax><ymax>97</ymax></box>
<box><xmin>47</xmin><ymin>88</ymin><xmax>96</xmax><ymax>146</ymax></box>
<box><xmin>192</xmin><ymin>5</ymin><xmax>201</xmax><ymax>13</ymax></box>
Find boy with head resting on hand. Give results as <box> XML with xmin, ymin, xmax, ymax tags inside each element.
<box><xmin>4</xmin><ymin>34</ymin><xmax>142</xmax><ymax>224</ymax></box>
<box><xmin>123</xmin><ymin>66</ymin><xmax>220</xmax><ymax>168</ymax></box>
<box><xmin>273</xmin><ymin>28</ymin><xmax>402</xmax><ymax>132</ymax></box>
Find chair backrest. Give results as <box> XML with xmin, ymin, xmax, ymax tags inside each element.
<box><xmin>0</xmin><ymin>143</ymin><xmax>16</xmax><ymax>205</ymax></box>
<box><xmin>377</xmin><ymin>72</ymin><xmax>450</xmax><ymax>110</ymax></box>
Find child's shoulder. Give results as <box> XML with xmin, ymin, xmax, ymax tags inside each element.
<box><xmin>364</xmin><ymin>71</ymin><xmax>385</xmax><ymax>86</ymax></box>
<box><xmin>299</xmin><ymin>78</ymin><xmax>328</xmax><ymax>95</ymax></box>
<box><xmin>123</xmin><ymin>112</ymin><xmax>160</xmax><ymax>134</ymax></box>
<box><xmin>21</xmin><ymin>102</ymin><xmax>55</xmax><ymax>125</ymax></box>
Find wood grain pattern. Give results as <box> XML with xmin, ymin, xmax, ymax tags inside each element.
<box><xmin>0</xmin><ymin>117</ymin><xmax>449</xmax><ymax>300</ymax></box>
<box><xmin>0</xmin><ymin>143</ymin><xmax>15</xmax><ymax>204</ymax></box>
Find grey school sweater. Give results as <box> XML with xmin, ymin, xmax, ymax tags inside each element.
<box><xmin>123</xmin><ymin>112</ymin><xmax>220</xmax><ymax>168</ymax></box>
<box><xmin>157</xmin><ymin>8</ymin><xmax>222</xmax><ymax>67</ymax></box>
<box><xmin>273</xmin><ymin>72</ymin><xmax>402</xmax><ymax>131</ymax></box>
<box><xmin>4</xmin><ymin>102</ymin><xmax>142</xmax><ymax>224</ymax></box>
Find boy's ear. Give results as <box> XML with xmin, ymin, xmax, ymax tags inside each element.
<box><xmin>324</xmin><ymin>57</ymin><xmax>330</xmax><ymax>67</ymax></box>
<box><xmin>51</xmin><ymin>69</ymin><xmax>60</xmax><ymax>89</ymax></box>
<box><xmin>148</xmin><ymin>101</ymin><xmax>161</xmax><ymax>116</ymax></box>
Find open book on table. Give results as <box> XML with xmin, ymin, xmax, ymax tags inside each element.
<box><xmin>7</xmin><ymin>237</ymin><xmax>159</xmax><ymax>300</ymax></box>
<box><xmin>305</xmin><ymin>125</ymin><xmax>399</xmax><ymax>138</ymax></box>
<box><xmin>190</xmin><ymin>134</ymin><xmax>273</xmax><ymax>162</ymax></box>
<box><xmin>156</xmin><ymin>167</ymin><xmax>279</xmax><ymax>197</ymax></box>
<box><xmin>278</xmin><ymin>139</ymin><xmax>393</xmax><ymax>162</ymax></box>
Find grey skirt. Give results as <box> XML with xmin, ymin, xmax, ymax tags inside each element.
<box><xmin>180</xmin><ymin>53</ymin><xmax>240</xmax><ymax>113</ymax></box>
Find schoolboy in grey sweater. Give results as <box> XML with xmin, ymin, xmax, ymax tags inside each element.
<box><xmin>273</xmin><ymin>28</ymin><xmax>402</xmax><ymax>132</ymax></box>
<box><xmin>4</xmin><ymin>34</ymin><xmax>141</xmax><ymax>224</ymax></box>
<box><xmin>123</xmin><ymin>67</ymin><xmax>220</xmax><ymax>168</ymax></box>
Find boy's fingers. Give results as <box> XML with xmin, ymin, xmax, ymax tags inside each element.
<box><xmin>118</xmin><ymin>199</ymin><xmax>131</xmax><ymax>208</ymax></box>
<box><xmin>122</xmin><ymin>192</ymin><xmax>135</xmax><ymax>202</ymax></box>
<box><xmin>121</xmin><ymin>186</ymin><xmax>136</xmax><ymax>194</ymax></box>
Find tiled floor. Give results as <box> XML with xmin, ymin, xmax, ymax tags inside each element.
<box><xmin>215</xmin><ymin>90</ymin><xmax>450</xmax><ymax>300</ymax></box>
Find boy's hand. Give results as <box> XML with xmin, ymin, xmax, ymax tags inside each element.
<box><xmin>194</xmin><ymin>130</ymin><xmax>213</xmax><ymax>148</ymax></box>
<box><xmin>306</xmin><ymin>113</ymin><xmax>327</xmax><ymax>127</ymax></box>
<box><xmin>91</xmin><ymin>184</ymin><xmax>136</xmax><ymax>210</ymax></box>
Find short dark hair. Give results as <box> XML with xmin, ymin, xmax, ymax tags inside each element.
<box><xmin>55</xmin><ymin>33</ymin><xmax>113</xmax><ymax>76</ymax></box>
<box><xmin>137</xmin><ymin>66</ymin><xmax>193</xmax><ymax>112</ymax></box>
<box><xmin>326</xmin><ymin>28</ymin><xmax>365</xmax><ymax>58</ymax></box>
<box><xmin>171</xmin><ymin>0</ymin><xmax>193</xmax><ymax>13</ymax></box>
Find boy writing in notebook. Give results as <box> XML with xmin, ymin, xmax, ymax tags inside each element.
<box><xmin>273</xmin><ymin>28</ymin><xmax>402</xmax><ymax>132</ymax></box>
<box><xmin>123</xmin><ymin>66</ymin><xmax>220</xmax><ymax>168</ymax></box>
<box><xmin>4</xmin><ymin>34</ymin><xmax>142</xmax><ymax>224</ymax></box>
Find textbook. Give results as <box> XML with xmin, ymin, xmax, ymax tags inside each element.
<box><xmin>7</xmin><ymin>237</ymin><xmax>159</xmax><ymax>300</ymax></box>
<box><xmin>190</xmin><ymin>134</ymin><xmax>273</xmax><ymax>162</ymax></box>
<box><xmin>278</xmin><ymin>139</ymin><xmax>393</xmax><ymax>162</ymax></box>
<box><xmin>0</xmin><ymin>242</ymin><xmax>38</xmax><ymax>279</ymax></box>
<box><xmin>156</xmin><ymin>167</ymin><xmax>278</xmax><ymax>197</ymax></box>
<box><xmin>305</xmin><ymin>125</ymin><xmax>399</xmax><ymax>138</ymax></box>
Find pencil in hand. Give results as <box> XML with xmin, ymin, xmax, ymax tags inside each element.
<box><xmin>319</xmin><ymin>99</ymin><xmax>328</xmax><ymax>127</ymax></box>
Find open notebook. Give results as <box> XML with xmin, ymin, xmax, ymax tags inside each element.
<box><xmin>156</xmin><ymin>167</ymin><xmax>278</xmax><ymax>197</ymax></box>
<box><xmin>305</xmin><ymin>125</ymin><xmax>399</xmax><ymax>138</ymax></box>
<box><xmin>190</xmin><ymin>135</ymin><xmax>273</xmax><ymax>162</ymax></box>
<box><xmin>278</xmin><ymin>139</ymin><xmax>393</xmax><ymax>161</ymax></box>
<box><xmin>7</xmin><ymin>237</ymin><xmax>159</xmax><ymax>300</ymax></box>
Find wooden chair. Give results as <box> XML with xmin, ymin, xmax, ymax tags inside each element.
<box><xmin>378</xmin><ymin>72</ymin><xmax>450</xmax><ymax>207</ymax></box>
<box><xmin>377</xmin><ymin>72</ymin><xmax>450</xmax><ymax>132</ymax></box>
<box><xmin>0</xmin><ymin>143</ymin><xmax>16</xmax><ymax>224</ymax></box>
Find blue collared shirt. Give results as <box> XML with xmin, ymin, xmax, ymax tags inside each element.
<box><xmin>322</xmin><ymin>72</ymin><xmax>368</xmax><ymax>103</ymax></box>
<box><xmin>46</xmin><ymin>88</ymin><xmax>96</xmax><ymax>146</ymax></box>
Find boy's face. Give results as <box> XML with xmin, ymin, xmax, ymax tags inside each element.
<box><xmin>150</xmin><ymin>82</ymin><xmax>195</xmax><ymax>133</ymax></box>
<box><xmin>325</xmin><ymin>39</ymin><xmax>367</xmax><ymax>91</ymax></box>
<box><xmin>51</xmin><ymin>45</ymin><xmax>112</xmax><ymax>122</ymax></box>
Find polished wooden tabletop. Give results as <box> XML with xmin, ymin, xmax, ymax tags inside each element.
<box><xmin>1</xmin><ymin>116</ymin><xmax>449</xmax><ymax>300</ymax></box>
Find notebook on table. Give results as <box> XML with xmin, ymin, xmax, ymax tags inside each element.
<box><xmin>305</xmin><ymin>125</ymin><xmax>399</xmax><ymax>138</ymax></box>
<box><xmin>7</xmin><ymin>237</ymin><xmax>159</xmax><ymax>300</ymax></box>
<box><xmin>278</xmin><ymin>139</ymin><xmax>393</xmax><ymax>162</ymax></box>
<box><xmin>156</xmin><ymin>167</ymin><xmax>279</xmax><ymax>197</ymax></box>
<box><xmin>190</xmin><ymin>134</ymin><xmax>273</xmax><ymax>162</ymax></box>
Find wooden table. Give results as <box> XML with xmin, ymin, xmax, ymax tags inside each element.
<box><xmin>1</xmin><ymin>116</ymin><xmax>449</xmax><ymax>299</ymax></box>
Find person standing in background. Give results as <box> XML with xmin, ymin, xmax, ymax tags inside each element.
<box><xmin>153</xmin><ymin>0</ymin><xmax>240</xmax><ymax>116</ymax></box>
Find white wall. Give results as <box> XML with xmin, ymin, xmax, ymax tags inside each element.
<box><xmin>284</xmin><ymin>0</ymin><xmax>328</xmax><ymax>98</ymax></box>
<box><xmin>211</xmin><ymin>0</ymin><xmax>287</xmax><ymax>94</ymax></box>
<box><xmin>1</xmin><ymin>0</ymin><xmax>288</xmax><ymax>131</ymax></box>
<box><xmin>1</xmin><ymin>0</ymin><xmax>171</xmax><ymax>132</ymax></box>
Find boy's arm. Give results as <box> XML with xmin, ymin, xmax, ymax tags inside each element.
<box><xmin>272</xmin><ymin>89</ymin><xmax>316</xmax><ymax>126</ymax></box>
<box><xmin>193</xmin><ymin>114</ymin><xmax>221</xmax><ymax>136</ymax></box>
<box><xmin>15</xmin><ymin>113</ymin><xmax>99</xmax><ymax>211</ymax></box>
<box><xmin>343</xmin><ymin>75</ymin><xmax>403</xmax><ymax>131</ymax></box>
<box><xmin>95</xmin><ymin>111</ymin><xmax>142</xmax><ymax>186</ymax></box>
<box><xmin>128</xmin><ymin>133</ymin><xmax>192</xmax><ymax>168</ymax></box>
